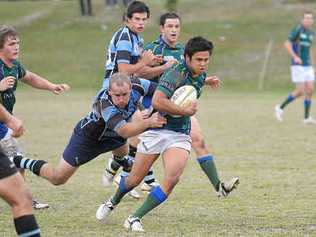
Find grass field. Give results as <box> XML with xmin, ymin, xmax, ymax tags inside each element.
<box><xmin>0</xmin><ymin>90</ymin><xmax>315</xmax><ymax>237</ymax></box>
<box><xmin>1</xmin><ymin>0</ymin><xmax>316</xmax><ymax>236</ymax></box>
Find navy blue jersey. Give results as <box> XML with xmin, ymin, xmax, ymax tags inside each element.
<box><xmin>104</xmin><ymin>26</ymin><xmax>144</xmax><ymax>81</ymax></box>
<box><xmin>80</xmin><ymin>78</ymin><xmax>156</xmax><ymax>141</ymax></box>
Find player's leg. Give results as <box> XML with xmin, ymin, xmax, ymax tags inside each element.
<box><xmin>12</xmin><ymin>154</ymin><xmax>77</xmax><ymax>186</ymax></box>
<box><xmin>96</xmin><ymin>152</ymin><xmax>158</xmax><ymax>222</ymax></box>
<box><xmin>113</xmin><ymin>139</ymin><xmax>141</xmax><ymax>199</ymax></box>
<box><xmin>125</xmin><ymin>147</ymin><xmax>189</xmax><ymax>232</ymax></box>
<box><xmin>102</xmin><ymin>143</ymin><xmax>129</xmax><ymax>185</ymax></box>
<box><xmin>191</xmin><ymin>116</ymin><xmax>239</xmax><ymax>197</ymax></box>
<box><xmin>275</xmin><ymin>66</ymin><xmax>304</xmax><ymax>121</ymax></box>
<box><xmin>0</xmin><ymin>134</ymin><xmax>49</xmax><ymax>209</ymax></box>
<box><xmin>0</xmin><ymin>155</ymin><xmax>41</xmax><ymax>236</ymax></box>
<box><xmin>303</xmin><ymin>67</ymin><xmax>315</xmax><ymax>123</ymax></box>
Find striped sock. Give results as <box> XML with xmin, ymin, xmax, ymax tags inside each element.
<box><xmin>14</xmin><ymin>214</ymin><xmax>41</xmax><ymax>237</ymax></box>
<box><xmin>12</xmin><ymin>155</ymin><xmax>47</xmax><ymax>176</ymax></box>
<box><xmin>144</xmin><ymin>169</ymin><xmax>155</xmax><ymax>184</ymax></box>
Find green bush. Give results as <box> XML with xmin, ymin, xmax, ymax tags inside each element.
<box><xmin>165</xmin><ymin>0</ymin><xmax>178</xmax><ymax>11</ymax></box>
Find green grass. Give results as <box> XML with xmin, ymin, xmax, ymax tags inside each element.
<box><xmin>0</xmin><ymin>90</ymin><xmax>316</xmax><ymax>236</ymax></box>
<box><xmin>1</xmin><ymin>0</ymin><xmax>316</xmax><ymax>236</ymax></box>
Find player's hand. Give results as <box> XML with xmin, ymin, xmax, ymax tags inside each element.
<box><xmin>140</xmin><ymin>108</ymin><xmax>152</xmax><ymax>119</ymax></box>
<box><xmin>147</xmin><ymin>112</ymin><xmax>167</xmax><ymax>128</ymax></box>
<box><xmin>51</xmin><ymin>83</ymin><xmax>70</xmax><ymax>95</ymax></box>
<box><xmin>181</xmin><ymin>101</ymin><xmax>198</xmax><ymax>116</ymax></box>
<box><xmin>162</xmin><ymin>59</ymin><xmax>177</xmax><ymax>71</ymax></box>
<box><xmin>153</xmin><ymin>54</ymin><xmax>164</xmax><ymax>65</ymax></box>
<box><xmin>140</xmin><ymin>50</ymin><xmax>156</xmax><ymax>66</ymax></box>
<box><xmin>205</xmin><ymin>75</ymin><xmax>221</xmax><ymax>89</ymax></box>
<box><xmin>6</xmin><ymin>116</ymin><xmax>24</xmax><ymax>138</ymax></box>
<box><xmin>293</xmin><ymin>55</ymin><xmax>302</xmax><ymax>65</ymax></box>
<box><xmin>0</xmin><ymin>76</ymin><xmax>15</xmax><ymax>91</ymax></box>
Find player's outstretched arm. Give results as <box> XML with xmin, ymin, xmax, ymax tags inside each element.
<box><xmin>21</xmin><ymin>71</ymin><xmax>70</xmax><ymax>95</ymax></box>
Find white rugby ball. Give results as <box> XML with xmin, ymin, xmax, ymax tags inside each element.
<box><xmin>170</xmin><ymin>85</ymin><xmax>197</xmax><ymax>108</ymax></box>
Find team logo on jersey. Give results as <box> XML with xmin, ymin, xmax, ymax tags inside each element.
<box><xmin>164</xmin><ymin>55</ymin><xmax>176</xmax><ymax>62</ymax></box>
<box><xmin>301</xmin><ymin>33</ymin><xmax>307</xmax><ymax>39</ymax></box>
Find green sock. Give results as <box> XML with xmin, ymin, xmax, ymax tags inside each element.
<box><xmin>111</xmin><ymin>176</ymin><xmax>131</xmax><ymax>205</ymax></box>
<box><xmin>304</xmin><ymin>99</ymin><xmax>311</xmax><ymax>119</ymax></box>
<box><xmin>197</xmin><ymin>155</ymin><xmax>221</xmax><ymax>190</ymax></box>
<box><xmin>133</xmin><ymin>186</ymin><xmax>167</xmax><ymax>219</ymax></box>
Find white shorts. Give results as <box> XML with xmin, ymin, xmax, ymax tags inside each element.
<box><xmin>291</xmin><ymin>65</ymin><xmax>315</xmax><ymax>83</ymax></box>
<box><xmin>137</xmin><ymin>129</ymin><xmax>192</xmax><ymax>155</ymax></box>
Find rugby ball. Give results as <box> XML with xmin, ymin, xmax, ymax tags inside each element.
<box><xmin>170</xmin><ymin>85</ymin><xmax>197</xmax><ymax>108</ymax></box>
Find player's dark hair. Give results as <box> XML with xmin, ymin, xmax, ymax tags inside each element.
<box><xmin>159</xmin><ymin>12</ymin><xmax>180</xmax><ymax>26</ymax></box>
<box><xmin>126</xmin><ymin>1</ymin><xmax>150</xmax><ymax>19</ymax></box>
<box><xmin>0</xmin><ymin>25</ymin><xmax>18</xmax><ymax>49</ymax></box>
<box><xmin>184</xmin><ymin>36</ymin><xmax>213</xmax><ymax>59</ymax></box>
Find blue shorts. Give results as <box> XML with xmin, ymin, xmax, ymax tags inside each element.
<box><xmin>63</xmin><ymin>122</ymin><xmax>127</xmax><ymax>167</ymax></box>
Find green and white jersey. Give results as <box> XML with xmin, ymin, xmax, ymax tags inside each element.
<box><xmin>0</xmin><ymin>59</ymin><xmax>26</xmax><ymax>113</ymax></box>
<box><xmin>156</xmin><ymin>61</ymin><xmax>206</xmax><ymax>134</ymax></box>
<box><xmin>288</xmin><ymin>24</ymin><xmax>314</xmax><ymax>66</ymax></box>
<box><xmin>144</xmin><ymin>35</ymin><xmax>184</xmax><ymax>82</ymax></box>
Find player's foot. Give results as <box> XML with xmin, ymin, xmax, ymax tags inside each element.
<box><xmin>114</xmin><ymin>175</ymin><xmax>141</xmax><ymax>199</ymax></box>
<box><xmin>140</xmin><ymin>181</ymin><xmax>159</xmax><ymax>192</ymax></box>
<box><xmin>303</xmin><ymin>117</ymin><xmax>316</xmax><ymax>125</ymax></box>
<box><xmin>32</xmin><ymin>199</ymin><xmax>50</xmax><ymax>210</ymax></box>
<box><xmin>217</xmin><ymin>177</ymin><xmax>239</xmax><ymax>198</ymax></box>
<box><xmin>96</xmin><ymin>199</ymin><xmax>115</xmax><ymax>222</ymax></box>
<box><xmin>275</xmin><ymin>105</ymin><xmax>284</xmax><ymax>122</ymax></box>
<box><xmin>124</xmin><ymin>215</ymin><xmax>144</xmax><ymax>232</ymax></box>
<box><xmin>102</xmin><ymin>157</ymin><xmax>117</xmax><ymax>187</ymax></box>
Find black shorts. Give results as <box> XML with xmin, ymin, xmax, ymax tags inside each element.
<box><xmin>0</xmin><ymin>151</ymin><xmax>17</xmax><ymax>179</ymax></box>
<box><xmin>63</xmin><ymin>122</ymin><xmax>127</xmax><ymax>167</ymax></box>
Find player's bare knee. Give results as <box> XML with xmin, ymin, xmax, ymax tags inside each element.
<box><xmin>50</xmin><ymin>174</ymin><xmax>68</xmax><ymax>186</ymax></box>
<box><xmin>11</xmin><ymin>189</ymin><xmax>32</xmax><ymax>213</ymax></box>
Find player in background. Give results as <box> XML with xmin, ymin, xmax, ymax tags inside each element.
<box><xmin>0</xmin><ymin>25</ymin><xmax>70</xmax><ymax>209</ymax></box>
<box><xmin>275</xmin><ymin>11</ymin><xmax>316</xmax><ymax>124</ymax></box>
<box><xmin>96</xmin><ymin>37</ymin><xmax>238</xmax><ymax>232</ymax></box>
<box><xmin>0</xmin><ymin>104</ymin><xmax>41</xmax><ymax>237</ymax></box>
<box><xmin>101</xmin><ymin>1</ymin><xmax>176</xmax><ymax>198</ymax></box>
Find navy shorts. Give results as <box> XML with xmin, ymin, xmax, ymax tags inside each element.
<box><xmin>0</xmin><ymin>151</ymin><xmax>17</xmax><ymax>179</ymax></box>
<box><xmin>63</xmin><ymin>122</ymin><xmax>127</xmax><ymax>167</ymax></box>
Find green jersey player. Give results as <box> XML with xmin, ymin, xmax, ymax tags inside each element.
<box><xmin>275</xmin><ymin>11</ymin><xmax>316</xmax><ymax>124</ymax></box>
<box><xmin>0</xmin><ymin>25</ymin><xmax>70</xmax><ymax>209</ymax></box>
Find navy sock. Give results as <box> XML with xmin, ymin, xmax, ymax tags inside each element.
<box><xmin>14</xmin><ymin>214</ymin><xmax>41</xmax><ymax>237</ymax></box>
